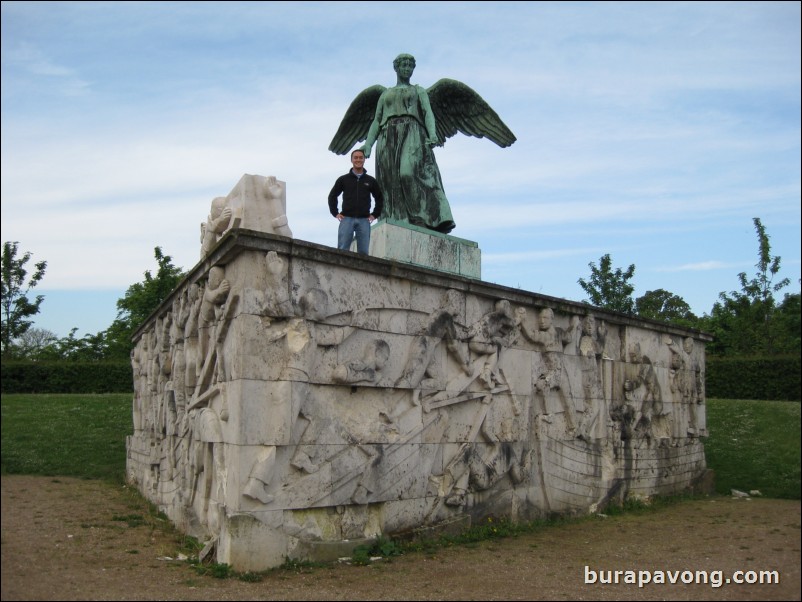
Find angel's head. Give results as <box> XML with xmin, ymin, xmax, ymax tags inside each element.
<box><xmin>393</xmin><ymin>53</ymin><xmax>416</xmax><ymax>74</ymax></box>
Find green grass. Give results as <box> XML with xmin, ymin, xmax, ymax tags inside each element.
<box><xmin>703</xmin><ymin>398</ymin><xmax>800</xmax><ymax>499</ymax></box>
<box><xmin>1</xmin><ymin>393</ymin><xmax>132</xmax><ymax>483</ymax></box>
<box><xmin>1</xmin><ymin>394</ymin><xmax>799</xmax><ymax>502</ymax></box>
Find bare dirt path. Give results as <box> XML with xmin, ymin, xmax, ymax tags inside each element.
<box><xmin>1</xmin><ymin>475</ymin><xmax>799</xmax><ymax>601</ymax></box>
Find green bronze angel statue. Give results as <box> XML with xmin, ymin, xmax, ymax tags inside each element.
<box><xmin>329</xmin><ymin>54</ymin><xmax>516</xmax><ymax>234</ymax></box>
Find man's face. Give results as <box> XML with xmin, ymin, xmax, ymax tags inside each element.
<box><xmin>351</xmin><ymin>152</ymin><xmax>365</xmax><ymax>169</ymax></box>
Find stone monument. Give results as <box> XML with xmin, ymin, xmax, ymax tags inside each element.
<box><xmin>126</xmin><ymin>182</ymin><xmax>711</xmax><ymax>570</ymax></box>
<box><xmin>126</xmin><ymin>57</ymin><xmax>710</xmax><ymax>571</ymax></box>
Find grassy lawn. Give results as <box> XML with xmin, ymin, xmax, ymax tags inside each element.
<box><xmin>1</xmin><ymin>393</ymin><xmax>132</xmax><ymax>483</ymax></box>
<box><xmin>703</xmin><ymin>398</ymin><xmax>800</xmax><ymax>499</ymax></box>
<box><xmin>1</xmin><ymin>394</ymin><xmax>799</xmax><ymax>499</ymax></box>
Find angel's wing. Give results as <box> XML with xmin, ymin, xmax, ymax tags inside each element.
<box><xmin>328</xmin><ymin>84</ymin><xmax>386</xmax><ymax>155</ymax></box>
<box><xmin>427</xmin><ymin>78</ymin><xmax>516</xmax><ymax>148</ymax></box>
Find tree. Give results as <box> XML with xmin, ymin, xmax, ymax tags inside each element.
<box><xmin>635</xmin><ymin>288</ymin><xmax>698</xmax><ymax>327</ymax></box>
<box><xmin>103</xmin><ymin>247</ymin><xmax>185</xmax><ymax>359</ymax></box>
<box><xmin>578</xmin><ymin>253</ymin><xmax>636</xmax><ymax>314</ymax></box>
<box><xmin>703</xmin><ymin>218</ymin><xmax>792</xmax><ymax>356</ymax></box>
<box><xmin>750</xmin><ymin>217</ymin><xmax>791</xmax><ymax>308</ymax></box>
<box><xmin>1</xmin><ymin>241</ymin><xmax>48</xmax><ymax>358</ymax></box>
<box><xmin>771</xmin><ymin>291</ymin><xmax>801</xmax><ymax>355</ymax></box>
<box><xmin>9</xmin><ymin>327</ymin><xmax>58</xmax><ymax>359</ymax></box>
<box><xmin>46</xmin><ymin>328</ymin><xmax>114</xmax><ymax>361</ymax></box>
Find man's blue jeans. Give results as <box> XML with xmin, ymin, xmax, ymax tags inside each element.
<box><xmin>338</xmin><ymin>217</ymin><xmax>371</xmax><ymax>255</ymax></box>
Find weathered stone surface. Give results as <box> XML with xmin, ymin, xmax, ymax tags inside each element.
<box><xmin>361</xmin><ymin>218</ymin><xmax>481</xmax><ymax>278</ymax></box>
<box><xmin>200</xmin><ymin>175</ymin><xmax>291</xmax><ymax>259</ymax></box>
<box><xmin>127</xmin><ymin>180</ymin><xmax>711</xmax><ymax>571</ymax></box>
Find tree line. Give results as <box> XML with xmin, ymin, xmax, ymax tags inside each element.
<box><xmin>577</xmin><ymin>218</ymin><xmax>799</xmax><ymax>357</ymax></box>
<box><xmin>2</xmin><ymin>244</ymin><xmax>183</xmax><ymax>361</ymax></box>
<box><xmin>2</xmin><ymin>217</ymin><xmax>799</xmax><ymax>362</ymax></box>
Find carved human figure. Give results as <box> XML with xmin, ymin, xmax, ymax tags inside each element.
<box><xmin>576</xmin><ymin>315</ymin><xmax>607</xmax><ymax>441</ymax></box>
<box><xmin>142</xmin><ymin>317</ymin><xmax>172</xmax><ymax>493</ymax></box>
<box><xmin>150</xmin><ymin>316</ymin><xmax>173</xmax><ymax>438</ymax></box>
<box><xmin>518</xmin><ymin>307</ymin><xmax>579</xmax><ymax>431</ymax></box>
<box><xmin>395</xmin><ymin>289</ymin><xmax>471</xmax><ymax>393</ymax></box>
<box><xmin>466</xmin><ymin>299</ymin><xmax>517</xmax><ymax>388</ymax></box>
<box><xmin>280</xmin><ymin>289</ymin><xmax>360</xmax><ymax>382</ymax></box>
<box><xmin>464</xmin><ymin>299</ymin><xmax>522</xmax><ymax>441</ymax></box>
<box><xmin>200</xmin><ymin>197</ymin><xmax>232</xmax><ymax>258</ymax></box>
<box><xmin>163</xmin><ymin>292</ymin><xmax>196</xmax><ymax>483</ymax></box>
<box><xmin>138</xmin><ymin>331</ymin><xmax>157</xmax><ymax>433</ymax></box>
<box><xmin>667</xmin><ymin>336</ymin><xmax>703</xmax><ymax>437</ymax></box>
<box><xmin>189</xmin><ymin>406</ymin><xmax>226</xmax><ymax>531</ymax></box>
<box><xmin>131</xmin><ymin>338</ymin><xmax>148</xmax><ymax>431</ymax></box>
<box><xmin>260</xmin><ymin>175</ymin><xmax>292</xmax><ymax>237</ymax></box>
<box><xmin>427</xmin><ymin>300</ymin><xmax>524</xmax><ymax>508</ymax></box>
<box><xmin>177</xmin><ymin>345</ymin><xmax>200</xmax><ymax>505</ymax></box>
<box><xmin>285</xmin><ymin>290</ymin><xmax>365</xmax><ymax>474</ymax></box>
<box><xmin>243</xmin><ymin>446</ymin><xmax>277</xmax><ymax>505</ymax></box>
<box><xmin>330</xmin><ymin>54</ymin><xmax>516</xmax><ymax>233</ymax></box>
<box><xmin>474</xmin><ymin>442</ymin><xmax>528</xmax><ymax>492</ymax></box>
<box><xmin>199</xmin><ymin>269</ymin><xmax>230</xmax><ymax>329</ymax></box>
<box><xmin>169</xmin><ymin>293</ymin><xmax>190</xmax><ymax>410</ymax></box>
<box><xmin>333</xmin><ymin>339</ymin><xmax>391</xmax><ymax>384</ymax></box>
<box><xmin>226</xmin><ymin>174</ymin><xmax>292</xmax><ymax>238</ymax></box>
<box><xmin>182</xmin><ymin>283</ymin><xmax>202</xmax><ymax>399</ymax></box>
<box><xmin>197</xmin><ymin>267</ymin><xmax>231</xmax><ymax>387</ymax></box>
<box><xmin>443</xmin><ymin>440</ymin><xmax>528</xmax><ymax>508</ymax></box>
<box><xmin>201</xmin><ymin>174</ymin><xmax>296</xmax><ymax>260</ymax></box>
<box><xmin>620</xmin><ymin>342</ymin><xmax>663</xmax><ymax>440</ymax></box>
<box><xmin>262</xmin><ymin>251</ymin><xmax>293</xmax><ymax>318</ymax></box>
<box><xmin>243</xmin><ymin>288</ymin><xmax>362</xmax><ymax>504</ymax></box>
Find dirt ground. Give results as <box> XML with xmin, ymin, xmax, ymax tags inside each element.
<box><xmin>1</xmin><ymin>475</ymin><xmax>799</xmax><ymax>601</ymax></box>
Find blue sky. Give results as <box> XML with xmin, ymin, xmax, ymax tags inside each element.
<box><xmin>2</xmin><ymin>1</ymin><xmax>800</xmax><ymax>338</ymax></box>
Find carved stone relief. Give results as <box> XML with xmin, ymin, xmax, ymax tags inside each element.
<box><xmin>127</xmin><ymin>181</ymin><xmax>709</xmax><ymax>571</ymax></box>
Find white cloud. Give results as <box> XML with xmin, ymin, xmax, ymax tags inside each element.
<box><xmin>1</xmin><ymin>1</ymin><xmax>799</xmax><ymax>331</ymax></box>
<box><xmin>654</xmin><ymin>261</ymin><xmax>748</xmax><ymax>273</ymax></box>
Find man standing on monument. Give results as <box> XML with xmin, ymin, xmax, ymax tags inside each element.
<box><xmin>328</xmin><ymin>149</ymin><xmax>383</xmax><ymax>255</ymax></box>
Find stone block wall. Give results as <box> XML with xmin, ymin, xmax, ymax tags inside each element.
<box><xmin>364</xmin><ymin>218</ymin><xmax>481</xmax><ymax>278</ymax></box>
<box><xmin>127</xmin><ymin>229</ymin><xmax>711</xmax><ymax>571</ymax></box>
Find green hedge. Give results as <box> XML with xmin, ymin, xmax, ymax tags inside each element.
<box><xmin>0</xmin><ymin>361</ymin><xmax>133</xmax><ymax>394</ymax></box>
<box><xmin>705</xmin><ymin>355</ymin><xmax>800</xmax><ymax>401</ymax></box>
